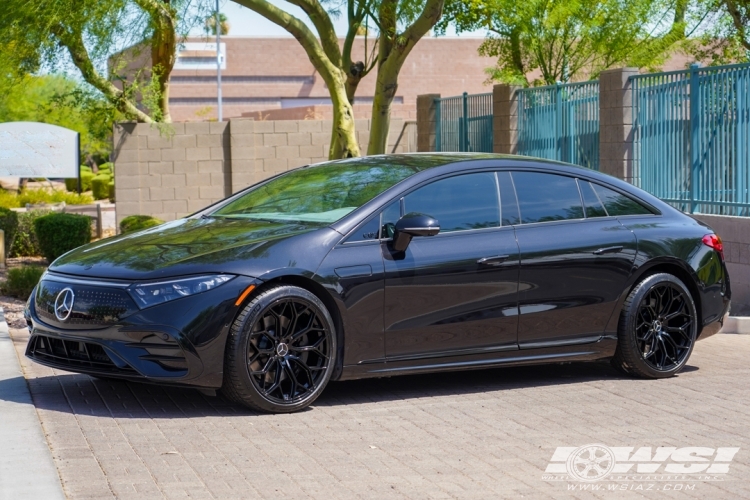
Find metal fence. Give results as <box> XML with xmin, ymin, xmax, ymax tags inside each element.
<box><xmin>435</xmin><ymin>92</ymin><xmax>493</xmax><ymax>152</ymax></box>
<box><xmin>517</xmin><ymin>81</ymin><xmax>600</xmax><ymax>170</ymax></box>
<box><xmin>632</xmin><ymin>62</ymin><xmax>750</xmax><ymax>215</ymax></box>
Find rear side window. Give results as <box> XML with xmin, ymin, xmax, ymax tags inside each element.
<box><xmin>511</xmin><ymin>172</ymin><xmax>584</xmax><ymax>224</ymax></box>
<box><xmin>404</xmin><ymin>172</ymin><xmax>500</xmax><ymax>232</ymax></box>
<box><xmin>591</xmin><ymin>183</ymin><xmax>653</xmax><ymax>216</ymax></box>
<box><xmin>580</xmin><ymin>180</ymin><xmax>608</xmax><ymax>218</ymax></box>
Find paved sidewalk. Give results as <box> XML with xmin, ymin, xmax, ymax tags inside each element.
<box><xmin>0</xmin><ymin>309</ymin><xmax>64</xmax><ymax>500</ymax></box>
<box><xmin>7</xmin><ymin>326</ymin><xmax>750</xmax><ymax>499</ymax></box>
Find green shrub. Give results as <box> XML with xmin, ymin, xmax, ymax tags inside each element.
<box><xmin>64</xmin><ymin>165</ymin><xmax>91</xmax><ymax>192</ymax></box>
<box><xmin>120</xmin><ymin>215</ymin><xmax>164</xmax><ymax>234</ymax></box>
<box><xmin>97</xmin><ymin>162</ymin><xmax>113</xmax><ymax>174</ymax></box>
<box><xmin>91</xmin><ymin>174</ymin><xmax>112</xmax><ymax>200</ymax></box>
<box><xmin>16</xmin><ymin>189</ymin><xmax>93</xmax><ymax>207</ymax></box>
<box><xmin>0</xmin><ymin>266</ymin><xmax>46</xmax><ymax>299</ymax></box>
<box><xmin>10</xmin><ymin>210</ymin><xmax>47</xmax><ymax>257</ymax></box>
<box><xmin>65</xmin><ymin>170</ymin><xmax>95</xmax><ymax>192</ymax></box>
<box><xmin>0</xmin><ymin>207</ymin><xmax>19</xmax><ymax>253</ymax></box>
<box><xmin>108</xmin><ymin>181</ymin><xmax>115</xmax><ymax>202</ymax></box>
<box><xmin>34</xmin><ymin>213</ymin><xmax>92</xmax><ymax>262</ymax></box>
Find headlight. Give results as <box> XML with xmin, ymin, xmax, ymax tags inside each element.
<box><xmin>129</xmin><ymin>275</ymin><xmax>235</xmax><ymax>308</ymax></box>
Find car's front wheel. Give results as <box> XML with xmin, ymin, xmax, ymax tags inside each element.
<box><xmin>612</xmin><ymin>273</ymin><xmax>697</xmax><ymax>378</ymax></box>
<box><xmin>222</xmin><ymin>285</ymin><xmax>336</xmax><ymax>413</ymax></box>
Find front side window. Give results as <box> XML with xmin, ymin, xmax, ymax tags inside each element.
<box><xmin>211</xmin><ymin>161</ymin><xmax>422</xmax><ymax>224</ymax></box>
<box><xmin>403</xmin><ymin>173</ymin><xmax>500</xmax><ymax>232</ymax></box>
<box><xmin>512</xmin><ymin>172</ymin><xmax>584</xmax><ymax>224</ymax></box>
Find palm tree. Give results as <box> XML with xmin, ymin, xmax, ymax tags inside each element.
<box><xmin>205</xmin><ymin>12</ymin><xmax>229</xmax><ymax>36</ymax></box>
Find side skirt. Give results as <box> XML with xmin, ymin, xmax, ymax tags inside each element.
<box><xmin>337</xmin><ymin>338</ymin><xmax>617</xmax><ymax>381</ymax></box>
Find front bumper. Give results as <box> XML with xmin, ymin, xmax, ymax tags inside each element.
<box><xmin>25</xmin><ymin>275</ymin><xmax>259</xmax><ymax>388</ymax></box>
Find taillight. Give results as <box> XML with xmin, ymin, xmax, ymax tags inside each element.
<box><xmin>702</xmin><ymin>234</ymin><xmax>724</xmax><ymax>260</ymax></box>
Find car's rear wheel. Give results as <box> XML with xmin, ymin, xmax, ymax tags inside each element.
<box><xmin>222</xmin><ymin>285</ymin><xmax>336</xmax><ymax>413</ymax></box>
<box><xmin>612</xmin><ymin>273</ymin><xmax>697</xmax><ymax>378</ymax></box>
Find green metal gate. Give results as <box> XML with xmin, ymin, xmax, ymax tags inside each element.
<box><xmin>631</xmin><ymin>62</ymin><xmax>750</xmax><ymax>215</ymax></box>
<box><xmin>435</xmin><ymin>92</ymin><xmax>493</xmax><ymax>152</ymax></box>
<box><xmin>517</xmin><ymin>81</ymin><xmax>600</xmax><ymax>170</ymax></box>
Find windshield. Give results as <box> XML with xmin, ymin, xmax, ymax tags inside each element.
<box><xmin>211</xmin><ymin>159</ymin><xmax>423</xmax><ymax>224</ymax></box>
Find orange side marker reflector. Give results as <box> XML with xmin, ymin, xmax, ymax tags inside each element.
<box><xmin>235</xmin><ymin>285</ymin><xmax>256</xmax><ymax>306</ymax></box>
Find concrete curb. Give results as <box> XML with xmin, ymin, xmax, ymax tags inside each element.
<box><xmin>721</xmin><ymin>316</ymin><xmax>750</xmax><ymax>335</ymax></box>
<box><xmin>0</xmin><ymin>307</ymin><xmax>65</xmax><ymax>500</ymax></box>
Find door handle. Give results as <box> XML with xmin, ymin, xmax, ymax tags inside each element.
<box><xmin>593</xmin><ymin>246</ymin><xmax>623</xmax><ymax>255</ymax></box>
<box><xmin>477</xmin><ymin>255</ymin><xmax>511</xmax><ymax>266</ymax></box>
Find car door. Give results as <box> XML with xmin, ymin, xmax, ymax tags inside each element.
<box><xmin>509</xmin><ymin>171</ymin><xmax>638</xmax><ymax>348</ymax></box>
<box><xmin>383</xmin><ymin>171</ymin><xmax>520</xmax><ymax>359</ymax></box>
<box><xmin>316</xmin><ymin>210</ymin><xmax>388</xmax><ymax>366</ymax></box>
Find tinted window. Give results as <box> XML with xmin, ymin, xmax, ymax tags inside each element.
<box><xmin>381</xmin><ymin>200</ymin><xmax>401</xmax><ymax>239</ymax></box>
<box><xmin>345</xmin><ymin>215</ymin><xmax>381</xmax><ymax>243</ymax></box>
<box><xmin>580</xmin><ymin>180</ymin><xmax>607</xmax><ymax>218</ymax></box>
<box><xmin>212</xmin><ymin>162</ymin><xmax>419</xmax><ymax>224</ymax></box>
<box><xmin>498</xmin><ymin>171</ymin><xmax>520</xmax><ymax>226</ymax></box>
<box><xmin>512</xmin><ymin>172</ymin><xmax>584</xmax><ymax>224</ymax></box>
<box><xmin>592</xmin><ymin>183</ymin><xmax>652</xmax><ymax>216</ymax></box>
<box><xmin>403</xmin><ymin>173</ymin><xmax>500</xmax><ymax>232</ymax></box>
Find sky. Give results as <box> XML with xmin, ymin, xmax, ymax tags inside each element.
<box><xmin>194</xmin><ymin>0</ymin><xmax>485</xmax><ymax>37</ymax></box>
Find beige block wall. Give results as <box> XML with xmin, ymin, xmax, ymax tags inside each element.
<box><xmin>113</xmin><ymin>118</ymin><xmax>416</xmax><ymax>227</ymax></box>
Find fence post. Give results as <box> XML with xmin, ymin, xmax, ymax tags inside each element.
<box><xmin>462</xmin><ymin>92</ymin><xmax>469</xmax><ymax>152</ymax></box>
<box><xmin>493</xmin><ymin>84</ymin><xmax>521</xmax><ymax>154</ymax></box>
<box><xmin>0</xmin><ymin>229</ymin><xmax>5</xmax><ymax>269</ymax></box>
<box><xmin>96</xmin><ymin>203</ymin><xmax>103</xmax><ymax>239</ymax></box>
<box><xmin>689</xmin><ymin>63</ymin><xmax>701</xmax><ymax>213</ymax></box>
<box><xmin>555</xmin><ymin>83</ymin><xmax>563</xmax><ymax>161</ymax></box>
<box><xmin>599</xmin><ymin>67</ymin><xmax>639</xmax><ymax>181</ymax></box>
<box><xmin>417</xmin><ymin>94</ymin><xmax>441</xmax><ymax>152</ymax></box>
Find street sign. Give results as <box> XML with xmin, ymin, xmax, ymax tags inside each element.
<box><xmin>0</xmin><ymin>121</ymin><xmax>79</xmax><ymax>178</ymax></box>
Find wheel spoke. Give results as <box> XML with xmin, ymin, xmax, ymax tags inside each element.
<box><xmin>263</xmin><ymin>360</ymin><xmax>282</xmax><ymax>396</ymax></box>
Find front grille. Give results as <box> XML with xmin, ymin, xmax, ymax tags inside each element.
<box><xmin>35</xmin><ymin>279</ymin><xmax>138</xmax><ymax>329</ymax></box>
<box><xmin>27</xmin><ymin>335</ymin><xmax>137</xmax><ymax>374</ymax></box>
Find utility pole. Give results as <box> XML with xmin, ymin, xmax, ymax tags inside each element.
<box><xmin>215</xmin><ymin>0</ymin><xmax>223</xmax><ymax>122</ymax></box>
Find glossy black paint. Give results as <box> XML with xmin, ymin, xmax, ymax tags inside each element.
<box><xmin>25</xmin><ymin>154</ymin><xmax>731</xmax><ymax>389</ymax></box>
<box><xmin>514</xmin><ymin>218</ymin><xmax>637</xmax><ymax>347</ymax></box>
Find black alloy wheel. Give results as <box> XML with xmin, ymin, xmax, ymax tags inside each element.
<box><xmin>223</xmin><ymin>285</ymin><xmax>336</xmax><ymax>412</ymax></box>
<box><xmin>634</xmin><ymin>282</ymin><xmax>694</xmax><ymax>371</ymax></box>
<box><xmin>612</xmin><ymin>273</ymin><xmax>697</xmax><ymax>378</ymax></box>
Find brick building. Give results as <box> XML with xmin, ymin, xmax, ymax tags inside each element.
<box><xmin>163</xmin><ymin>36</ymin><xmax>493</xmax><ymax>122</ymax></box>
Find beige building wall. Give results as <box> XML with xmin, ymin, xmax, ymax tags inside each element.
<box><xmin>167</xmin><ymin>37</ymin><xmax>493</xmax><ymax>122</ymax></box>
<box><xmin>112</xmin><ymin>118</ymin><xmax>416</xmax><ymax>225</ymax></box>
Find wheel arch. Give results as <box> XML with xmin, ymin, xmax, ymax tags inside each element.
<box><xmin>605</xmin><ymin>258</ymin><xmax>704</xmax><ymax>336</ymax></box>
<box><xmin>235</xmin><ymin>273</ymin><xmax>346</xmax><ymax>381</ymax></box>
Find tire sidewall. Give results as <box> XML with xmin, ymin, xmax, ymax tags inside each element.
<box><xmin>620</xmin><ymin>273</ymin><xmax>698</xmax><ymax>378</ymax></box>
<box><xmin>228</xmin><ymin>285</ymin><xmax>337</xmax><ymax>413</ymax></box>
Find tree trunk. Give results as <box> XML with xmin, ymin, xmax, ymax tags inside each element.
<box><xmin>149</xmin><ymin>2</ymin><xmax>176</xmax><ymax>123</ymax></box>
<box><xmin>329</xmin><ymin>71</ymin><xmax>360</xmax><ymax>159</ymax></box>
<box><xmin>368</xmin><ymin>69</ymin><xmax>398</xmax><ymax>155</ymax></box>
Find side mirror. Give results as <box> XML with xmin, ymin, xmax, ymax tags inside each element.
<box><xmin>392</xmin><ymin>213</ymin><xmax>440</xmax><ymax>252</ymax></box>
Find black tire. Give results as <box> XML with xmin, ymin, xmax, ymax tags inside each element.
<box><xmin>221</xmin><ymin>285</ymin><xmax>336</xmax><ymax>413</ymax></box>
<box><xmin>612</xmin><ymin>273</ymin><xmax>697</xmax><ymax>378</ymax></box>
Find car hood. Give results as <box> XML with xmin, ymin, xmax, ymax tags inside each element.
<box><xmin>49</xmin><ymin>217</ymin><xmax>335</xmax><ymax>281</ymax></box>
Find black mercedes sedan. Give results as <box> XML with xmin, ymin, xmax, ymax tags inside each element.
<box><xmin>25</xmin><ymin>154</ymin><xmax>730</xmax><ymax>413</ymax></box>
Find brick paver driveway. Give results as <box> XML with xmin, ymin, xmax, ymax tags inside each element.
<box><xmin>8</xmin><ymin>328</ymin><xmax>750</xmax><ymax>499</ymax></box>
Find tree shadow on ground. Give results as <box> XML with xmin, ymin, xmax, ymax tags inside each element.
<box><xmin>0</xmin><ymin>360</ymin><xmax>698</xmax><ymax>418</ymax></box>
